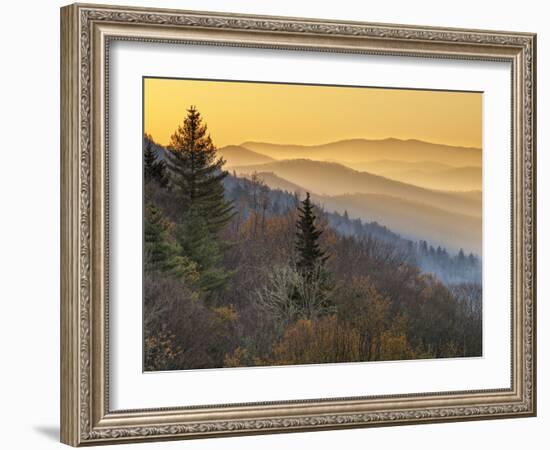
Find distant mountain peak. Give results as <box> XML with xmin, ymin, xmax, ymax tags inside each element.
<box><xmin>239</xmin><ymin>138</ymin><xmax>481</xmax><ymax>168</ymax></box>
<box><xmin>240</xmin><ymin>137</ymin><xmax>480</xmax><ymax>150</ymax></box>
<box><xmin>218</xmin><ymin>145</ymin><xmax>275</xmax><ymax>167</ymax></box>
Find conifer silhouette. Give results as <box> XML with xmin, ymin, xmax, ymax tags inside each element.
<box><xmin>295</xmin><ymin>192</ymin><xmax>328</xmax><ymax>275</ymax></box>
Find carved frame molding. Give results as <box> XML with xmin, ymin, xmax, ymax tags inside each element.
<box><xmin>61</xmin><ymin>3</ymin><xmax>536</xmax><ymax>446</ymax></box>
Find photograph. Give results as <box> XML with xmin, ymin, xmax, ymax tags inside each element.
<box><xmin>142</xmin><ymin>78</ymin><xmax>483</xmax><ymax>371</ymax></box>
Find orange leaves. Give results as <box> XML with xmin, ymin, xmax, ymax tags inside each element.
<box><xmin>143</xmin><ymin>327</ymin><xmax>183</xmax><ymax>371</ymax></box>
<box><xmin>213</xmin><ymin>305</ymin><xmax>239</xmax><ymax>323</ymax></box>
<box><xmin>272</xmin><ymin>316</ymin><xmax>362</xmax><ymax>365</ymax></box>
<box><xmin>378</xmin><ymin>332</ymin><xmax>413</xmax><ymax>361</ymax></box>
<box><xmin>223</xmin><ymin>347</ymin><xmax>249</xmax><ymax>368</ymax></box>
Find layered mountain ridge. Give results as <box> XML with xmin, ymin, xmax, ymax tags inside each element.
<box><xmin>153</xmin><ymin>137</ymin><xmax>482</xmax><ymax>254</ymax></box>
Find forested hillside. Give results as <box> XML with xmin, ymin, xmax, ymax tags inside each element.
<box><xmin>224</xmin><ymin>174</ymin><xmax>481</xmax><ymax>285</ymax></box>
<box><xmin>143</xmin><ymin>108</ymin><xmax>482</xmax><ymax>372</ymax></box>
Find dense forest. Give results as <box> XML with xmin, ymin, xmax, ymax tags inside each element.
<box><xmin>143</xmin><ymin>106</ymin><xmax>482</xmax><ymax>371</ymax></box>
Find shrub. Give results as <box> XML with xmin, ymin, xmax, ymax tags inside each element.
<box><xmin>378</xmin><ymin>331</ymin><xmax>413</xmax><ymax>361</ymax></box>
<box><xmin>144</xmin><ymin>326</ymin><xmax>182</xmax><ymax>371</ymax></box>
<box><xmin>271</xmin><ymin>316</ymin><xmax>361</xmax><ymax>365</ymax></box>
<box><xmin>334</xmin><ymin>276</ymin><xmax>391</xmax><ymax>360</ymax></box>
<box><xmin>223</xmin><ymin>347</ymin><xmax>251</xmax><ymax>367</ymax></box>
<box><xmin>255</xmin><ymin>263</ymin><xmax>334</xmax><ymax>325</ymax></box>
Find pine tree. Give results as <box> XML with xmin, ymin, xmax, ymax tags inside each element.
<box><xmin>164</xmin><ymin>106</ymin><xmax>235</xmax><ymax>297</ymax></box>
<box><xmin>165</xmin><ymin>106</ymin><xmax>234</xmax><ymax>234</ymax></box>
<box><xmin>295</xmin><ymin>192</ymin><xmax>328</xmax><ymax>275</ymax></box>
<box><xmin>144</xmin><ymin>203</ymin><xmax>198</xmax><ymax>281</ymax></box>
<box><xmin>343</xmin><ymin>210</ymin><xmax>349</xmax><ymax>220</ymax></box>
<box><xmin>420</xmin><ymin>240</ymin><xmax>429</xmax><ymax>255</ymax></box>
<box><xmin>144</xmin><ymin>138</ymin><xmax>168</xmax><ymax>187</ymax></box>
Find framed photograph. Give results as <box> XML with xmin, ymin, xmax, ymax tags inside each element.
<box><xmin>60</xmin><ymin>3</ymin><xmax>537</xmax><ymax>446</ymax></box>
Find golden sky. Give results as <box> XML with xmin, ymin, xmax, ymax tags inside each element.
<box><xmin>144</xmin><ymin>78</ymin><xmax>482</xmax><ymax>149</ymax></box>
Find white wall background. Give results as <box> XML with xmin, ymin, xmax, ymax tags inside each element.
<box><xmin>0</xmin><ymin>1</ymin><xmax>546</xmax><ymax>449</ymax></box>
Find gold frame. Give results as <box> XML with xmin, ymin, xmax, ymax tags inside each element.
<box><xmin>60</xmin><ymin>3</ymin><xmax>537</xmax><ymax>446</ymax></box>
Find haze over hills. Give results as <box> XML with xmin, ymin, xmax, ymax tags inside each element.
<box><xmin>144</xmin><ymin>136</ymin><xmax>482</xmax><ymax>255</ymax></box>
<box><xmin>397</xmin><ymin>166</ymin><xmax>482</xmax><ymax>191</ymax></box>
<box><xmin>318</xmin><ymin>193</ymin><xmax>481</xmax><ymax>254</ymax></box>
<box><xmin>233</xmin><ymin>159</ymin><xmax>481</xmax><ymax>218</ymax></box>
<box><xmin>152</xmin><ymin>138</ymin><xmax>481</xmax><ymax>193</ymax></box>
<box><xmin>218</xmin><ymin>145</ymin><xmax>276</xmax><ymax>167</ymax></box>
<box><xmin>236</xmin><ymin>170</ymin><xmax>481</xmax><ymax>254</ymax></box>
<box><xmin>343</xmin><ymin>159</ymin><xmax>453</xmax><ymax>173</ymax></box>
<box><xmin>240</xmin><ymin>138</ymin><xmax>482</xmax><ymax>167</ymax></box>
<box><xmin>240</xmin><ymin>171</ymin><xmax>307</xmax><ymax>195</ymax></box>
<box><xmin>371</xmin><ymin>166</ymin><xmax>482</xmax><ymax>191</ymax></box>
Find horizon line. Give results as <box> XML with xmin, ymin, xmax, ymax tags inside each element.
<box><xmin>145</xmin><ymin>133</ymin><xmax>482</xmax><ymax>151</ymax></box>
<box><xmin>237</xmin><ymin>136</ymin><xmax>482</xmax><ymax>151</ymax></box>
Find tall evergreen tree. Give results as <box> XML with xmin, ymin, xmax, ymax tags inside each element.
<box><xmin>295</xmin><ymin>192</ymin><xmax>328</xmax><ymax>275</ymax></box>
<box><xmin>144</xmin><ymin>137</ymin><xmax>169</xmax><ymax>187</ymax></box>
<box><xmin>165</xmin><ymin>106</ymin><xmax>235</xmax><ymax>297</ymax></box>
<box><xmin>165</xmin><ymin>106</ymin><xmax>234</xmax><ymax>233</ymax></box>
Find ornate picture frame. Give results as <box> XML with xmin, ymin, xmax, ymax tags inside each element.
<box><xmin>60</xmin><ymin>3</ymin><xmax>536</xmax><ymax>446</ymax></box>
